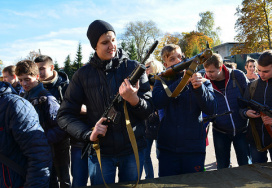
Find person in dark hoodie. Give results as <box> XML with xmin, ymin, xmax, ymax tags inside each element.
<box><xmin>34</xmin><ymin>55</ymin><xmax>71</xmax><ymax>187</ymax></box>
<box><xmin>57</xmin><ymin>20</ymin><xmax>153</xmax><ymax>186</ymax></box>
<box><xmin>0</xmin><ymin>81</ymin><xmax>51</xmax><ymax>188</ymax></box>
<box><xmin>15</xmin><ymin>60</ymin><xmax>67</xmax><ymax>188</ymax></box>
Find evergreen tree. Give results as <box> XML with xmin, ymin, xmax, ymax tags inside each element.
<box><xmin>54</xmin><ymin>61</ymin><xmax>60</xmax><ymax>72</ymax></box>
<box><xmin>63</xmin><ymin>55</ymin><xmax>74</xmax><ymax>80</ymax></box>
<box><xmin>74</xmin><ymin>42</ymin><xmax>83</xmax><ymax>70</ymax></box>
<box><xmin>128</xmin><ymin>40</ymin><xmax>138</xmax><ymax>60</ymax></box>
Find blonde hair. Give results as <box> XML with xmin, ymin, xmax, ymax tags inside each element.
<box><xmin>145</xmin><ymin>58</ymin><xmax>164</xmax><ymax>74</ymax></box>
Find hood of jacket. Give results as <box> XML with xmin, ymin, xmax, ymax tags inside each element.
<box><xmin>0</xmin><ymin>81</ymin><xmax>17</xmax><ymax>95</ymax></box>
<box><xmin>90</xmin><ymin>48</ymin><xmax>129</xmax><ymax>72</ymax></box>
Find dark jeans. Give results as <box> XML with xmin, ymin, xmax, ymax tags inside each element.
<box><xmin>213</xmin><ymin>129</ymin><xmax>251</xmax><ymax>169</ymax></box>
<box><xmin>71</xmin><ymin>146</ymin><xmax>89</xmax><ymax>187</ymax></box>
<box><xmin>88</xmin><ymin>150</ymin><xmax>144</xmax><ymax>185</ymax></box>
<box><xmin>158</xmin><ymin>149</ymin><xmax>205</xmax><ymax>177</ymax></box>
<box><xmin>249</xmin><ymin>143</ymin><xmax>272</xmax><ymax>163</ymax></box>
<box><xmin>143</xmin><ymin>138</ymin><xmax>154</xmax><ymax>179</ymax></box>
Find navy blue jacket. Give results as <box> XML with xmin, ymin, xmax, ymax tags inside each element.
<box><xmin>205</xmin><ymin>65</ymin><xmax>249</xmax><ymax>135</ymax></box>
<box><xmin>0</xmin><ymin>81</ymin><xmax>51</xmax><ymax>187</ymax></box>
<box><xmin>153</xmin><ymin>74</ymin><xmax>215</xmax><ymax>153</ymax></box>
<box><xmin>22</xmin><ymin>83</ymin><xmax>67</xmax><ymax>144</ymax></box>
<box><xmin>58</xmin><ymin>49</ymin><xmax>153</xmax><ymax>156</ymax></box>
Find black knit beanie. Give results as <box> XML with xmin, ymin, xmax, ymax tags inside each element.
<box><xmin>87</xmin><ymin>20</ymin><xmax>115</xmax><ymax>49</ymax></box>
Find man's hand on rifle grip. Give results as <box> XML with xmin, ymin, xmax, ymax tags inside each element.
<box><xmin>90</xmin><ymin>117</ymin><xmax>108</xmax><ymax>142</ymax></box>
<box><xmin>188</xmin><ymin>73</ymin><xmax>203</xmax><ymax>89</ymax></box>
<box><xmin>246</xmin><ymin>109</ymin><xmax>261</xmax><ymax>118</ymax></box>
<box><xmin>119</xmin><ymin>79</ymin><xmax>140</xmax><ymax>106</ymax></box>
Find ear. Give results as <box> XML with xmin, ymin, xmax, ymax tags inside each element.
<box><xmin>51</xmin><ymin>64</ymin><xmax>54</xmax><ymax>71</ymax></box>
<box><xmin>163</xmin><ymin>62</ymin><xmax>167</xmax><ymax>68</ymax></box>
<box><xmin>219</xmin><ymin>66</ymin><xmax>222</xmax><ymax>72</ymax></box>
<box><xmin>13</xmin><ymin>74</ymin><xmax>16</xmax><ymax>79</ymax></box>
<box><xmin>36</xmin><ymin>74</ymin><xmax>40</xmax><ymax>81</ymax></box>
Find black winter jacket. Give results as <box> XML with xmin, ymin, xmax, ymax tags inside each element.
<box><xmin>58</xmin><ymin>49</ymin><xmax>153</xmax><ymax>156</ymax></box>
<box><xmin>242</xmin><ymin>78</ymin><xmax>272</xmax><ymax>147</ymax></box>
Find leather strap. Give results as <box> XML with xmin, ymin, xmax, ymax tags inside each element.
<box><xmin>154</xmin><ymin>59</ymin><xmax>199</xmax><ymax>98</ymax></box>
<box><xmin>92</xmin><ymin>101</ymin><xmax>140</xmax><ymax>188</ymax></box>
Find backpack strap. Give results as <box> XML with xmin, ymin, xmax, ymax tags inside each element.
<box><xmin>249</xmin><ymin>79</ymin><xmax>259</xmax><ymax>99</ymax></box>
<box><xmin>232</xmin><ymin>70</ymin><xmax>243</xmax><ymax>96</ymax></box>
<box><xmin>0</xmin><ymin>153</ymin><xmax>26</xmax><ymax>179</ymax></box>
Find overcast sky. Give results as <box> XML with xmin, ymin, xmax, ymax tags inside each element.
<box><xmin>0</xmin><ymin>0</ymin><xmax>242</xmax><ymax>67</ymax></box>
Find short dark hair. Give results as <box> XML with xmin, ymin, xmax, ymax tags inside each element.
<box><xmin>258</xmin><ymin>50</ymin><xmax>272</xmax><ymax>67</ymax></box>
<box><xmin>204</xmin><ymin>53</ymin><xmax>223</xmax><ymax>69</ymax></box>
<box><xmin>34</xmin><ymin>55</ymin><xmax>53</xmax><ymax>65</ymax></box>
<box><xmin>3</xmin><ymin>65</ymin><xmax>16</xmax><ymax>76</ymax></box>
<box><xmin>15</xmin><ymin>60</ymin><xmax>39</xmax><ymax>77</ymax></box>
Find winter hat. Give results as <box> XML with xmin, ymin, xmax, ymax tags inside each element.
<box><xmin>87</xmin><ymin>20</ymin><xmax>115</xmax><ymax>49</ymax></box>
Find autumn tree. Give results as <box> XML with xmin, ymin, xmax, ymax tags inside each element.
<box><xmin>154</xmin><ymin>33</ymin><xmax>181</xmax><ymax>61</ymax></box>
<box><xmin>179</xmin><ymin>31</ymin><xmax>213</xmax><ymax>58</ymax></box>
<box><xmin>197</xmin><ymin>11</ymin><xmax>221</xmax><ymax>46</ymax></box>
<box><xmin>232</xmin><ymin>0</ymin><xmax>272</xmax><ymax>55</ymax></box>
<box><xmin>123</xmin><ymin>20</ymin><xmax>161</xmax><ymax>62</ymax></box>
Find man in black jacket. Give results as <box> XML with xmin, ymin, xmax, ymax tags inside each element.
<box><xmin>241</xmin><ymin>50</ymin><xmax>272</xmax><ymax>163</ymax></box>
<box><xmin>57</xmin><ymin>20</ymin><xmax>153</xmax><ymax>186</ymax></box>
<box><xmin>35</xmin><ymin>55</ymin><xmax>71</xmax><ymax>188</ymax></box>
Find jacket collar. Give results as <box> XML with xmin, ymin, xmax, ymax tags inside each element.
<box><xmin>205</xmin><ymin>64</ymin><xmax>230</xmax><ymax>92</ymax></box>
<box><xmin>24</xmin><ymin>82</ymin><xmax>44</xmax><ymax>100</ymax></box>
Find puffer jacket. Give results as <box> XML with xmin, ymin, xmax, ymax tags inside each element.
<box><xmin>58</xmin><ymin>49</ymin><xmax>153</xmax><ymax>157</ymax></box>
<box><xmin>0</xmin><ymin>81</ymin><xmax>51</xmax><ymax>188</ymax></box>
<box><xmin>22</xmin><ymin>83</ymin><xmax>67</xmax><ymax>144</ymax></box>
<box><xmin>242</xmin><ymin>78</ymin><xmax>272</xmax><ymax>147</ymax></box>
<box><xmin>205</xmin><ymin>65</ymin><xmax>249</xmax><ymax>136</ymax></box>
<box><xmin>153</xmin><ymin>73</ymin><xmax>216</xmax><ymax>153</ymax></box>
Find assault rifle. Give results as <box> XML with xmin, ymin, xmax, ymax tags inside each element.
<box><xmin>81</xmin><ymin>40</ymin><xmax>159</xmax><ymax>158</ymax></box>
<box><xmin>238</xmin><ymin>97</ymin><xmax>272</xmax><ymax>138</ymax></box>
<box><xmin>238</xmin><ymin>97</ymin><xmax>272</xmax><ymax>118</ymax></box>
<box><xmin>150</xmin><ymin>42</ymin><xmax>212</xmax><ymax>81</ymax></box>
<box><xmin>203</xmin><ymin>111</ymin><xmax>233</xmax><ymax>123</ymax></box>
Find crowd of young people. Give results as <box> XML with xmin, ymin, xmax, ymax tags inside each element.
<box><xmin>1</xmin><ymin>19</ymin><xmax>272</xmax><ymax>188</ymax></box>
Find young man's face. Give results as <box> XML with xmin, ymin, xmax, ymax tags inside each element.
<box><xmin>17</xmin><ymin>74</ymin><xmax>39</xmax><ymax>92</ymax></box>
<box><xmin>36</xmin><ymin>61</ymin><xmax>54</xmax><ymax>81</ymax></box>
<box><xmin>163</xmin><ymin>49</ymin><xmax>183</xmax><ymax>68</ymax></box>
<box><xmin>204</xmin><ymin>64</ymin><xmax>222</xmax><ymax>81</ymax></box>
<box><xmin>2</xmin><ymin>71</ymin><xmax>16</xmax><ymax>85</ymax></box>
<box><xmin>257</xmin><ymin>64</ymin><xmax>272</xmax><ymax>81</ymax></box>
<box><xmin>96</xmin><ymin>31</ymin><xmax>117</xmax><ymax>61</ymax></box>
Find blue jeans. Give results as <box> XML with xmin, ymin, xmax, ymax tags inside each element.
<box><xmin>144</xmin><ymin>138</ymin><xmax>154</xmax><ymax>179</ymax></box>
<box><xmin>213</xmin><ymin>129</ymin><xmax>251</xmax><ymax>169</ymax></box>
<box><xmin>158</xmin><ymin>149</ymin><xmax>205</xmax><ymax>177</ymax></box>
<box><xmin>71</xmin><ymin>146</ymin><xmax>89</xmax><ymax>187</ymax></box>
<box><xmin>249</xmin><ymin>144</ymin><xmax>272</xmax><ymax>163</ymax></box>
<box><xmin>88</xmin><ymin>150</ymin><xmax>144</xmax><ymax>185</ymax></box>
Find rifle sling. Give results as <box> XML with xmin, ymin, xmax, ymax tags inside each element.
<box><xmin>92</xmin><ymin>101</ymin><xmax>140</xmax><ymax>188</ymax></box>
<box><xmin>155</xmin><ymin>59</ymin><xmax>198</xmax><ymax>98</ymax></box>
<box><xmin>0</xmin><ymin>153</ymin><xmax>26</xmax><ymax>179</ymax></box>
<box><xmin>250</xmin><ymin>119</ymin><xmax>272</xmax><ymax>152</ymax></box>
